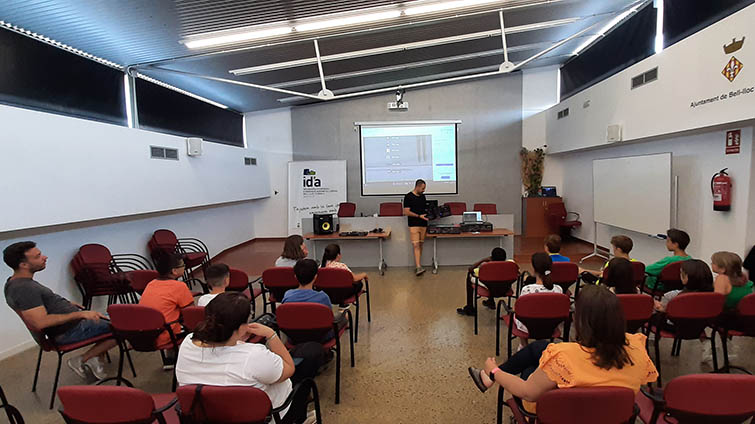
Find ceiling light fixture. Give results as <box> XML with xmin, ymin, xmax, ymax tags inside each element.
<box><xmin>296</xmin><ymin>10</ymin><xmax>402</xmax><ymax>32</ymax></box>
<box><xmin>404</xmin><ymin>0</ymin><xmax>504</xmax><ymax>15</ymax></box>
<box><xmin>184</xmin><ymin>26</ymin><xmax>292</xmax><ymax>49</ymax></box>
<box><xmin>571</xmin><ymin>4</ymin><xmax>641</xmax><ymax>56</ymax></box>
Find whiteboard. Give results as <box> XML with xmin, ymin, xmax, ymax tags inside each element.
<box><xmin>592</xmin><ymin>153</ymin><xmax>671</xmax><ymax>235</ymax></box>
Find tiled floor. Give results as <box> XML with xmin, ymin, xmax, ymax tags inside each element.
<box><xmin>2</xmin><ymin>237</ymin><xmax>752</xmax><ymax>423</ymax></box>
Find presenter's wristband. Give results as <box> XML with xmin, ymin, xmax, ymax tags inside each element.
<box><xmin>489</xmin><ymin>367</ymin><xmax>500</xmax><ymax>382</ymax></box>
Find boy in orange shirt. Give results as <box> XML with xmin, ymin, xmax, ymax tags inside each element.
<box><xmin>139</xmin><ymin>252</ymin><xmax>194</xmax><ymax>367</ymax></box>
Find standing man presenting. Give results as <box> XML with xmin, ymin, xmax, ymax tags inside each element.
<box><xmin>404</xmin><ymin>179</ymin><xmax>429</xmax><ymax>276</ymax></box>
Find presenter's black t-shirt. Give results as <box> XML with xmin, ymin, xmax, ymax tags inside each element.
<box><xmin>403</xmin><ymin>192</ymin><xmax>427</xmax><ymax>227</ymax></box>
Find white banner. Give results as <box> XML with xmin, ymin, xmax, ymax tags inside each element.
<box><xmin>288</xmin><ymin>160</ymin><xmax>347</xmax><ymax>234</ymax></box>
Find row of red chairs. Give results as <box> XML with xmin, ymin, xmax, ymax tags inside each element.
<box><xmin>338</xmin><ymin>201</ymin><xmax>498</xmax><ymax>217</ymax></box>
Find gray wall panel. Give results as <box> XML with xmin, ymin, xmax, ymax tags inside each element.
<box><xmin>291</xmin><ymin>74</ymin><xmax>524</xmax><ymax>232</ymax></box>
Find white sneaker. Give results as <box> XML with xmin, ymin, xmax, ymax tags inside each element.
<box><xmin>302</xmin><ymin>409</ymin><xmax>317</xmax><ymax>424</ymax></box>
<box><xmin>85</xmin><ymin>356</ymin><xmax>107</xmax><ymax>380</ymax></box>
<box><xmin>67</xmin><ymin>356</ymin><xmax>88</xmax><ymax>380</ymax></box>
<box><xmin>700</xmin><ymin>340</ymin><xmax>713</xmax><ymax>363</ymax></box>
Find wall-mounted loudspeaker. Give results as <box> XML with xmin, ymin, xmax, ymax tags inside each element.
<box><xmin>187</xmin><ymin>137</ymin><xmax>203</xmax><ymax>156</ymax></box>
<box><xmin>606</xmin><ymin>124</ymin><xmax>622</xmax><ymax>143</ymax></box>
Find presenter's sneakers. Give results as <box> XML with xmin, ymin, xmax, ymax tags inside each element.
<box><xmin>415</xmin><ymin>266</ymin><xmax>426</xmax><ymax>276</ymax></box>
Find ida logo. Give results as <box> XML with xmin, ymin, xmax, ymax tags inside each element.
<box><xmin>303</xmin><ymin>169</ymin><xmax>321</xmax><ymax>187</ymax></box>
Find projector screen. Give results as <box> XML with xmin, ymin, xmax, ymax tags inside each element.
<box><xmin>358</xmin><ymin>121</ymin><xmax>459</xmax><ymax>196</ymax></box>
<box><xmin>593</xmin><ymin>153</ymin><xmax>672</xmax><ymax>236</ymax></box>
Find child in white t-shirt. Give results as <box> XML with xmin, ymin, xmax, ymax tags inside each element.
<box><xmin>516</xmin><ymin>253</ymin><xmax>563</xmax><ymax>346</ymax></box>
<box><xmin>197</xmin><ymin>264</ymin><xmax>230</xmax><ymax>307</ymax></box>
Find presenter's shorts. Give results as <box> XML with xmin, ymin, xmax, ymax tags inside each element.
<box><xmin>409</xmin><ymin>226</ymin><xmax>427</xmax><ymax>243</ymax></box>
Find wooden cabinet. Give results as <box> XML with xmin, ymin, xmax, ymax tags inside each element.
<box><xmin>522</xmin><ymin>196</ymin><xmax>562</xmax><ymax>238</ymax></box>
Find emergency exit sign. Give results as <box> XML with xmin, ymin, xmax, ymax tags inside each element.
<box><xmin>726</xmin><ymin>129</ymin><xmax>741</xmax><ymax>155</ymax></box>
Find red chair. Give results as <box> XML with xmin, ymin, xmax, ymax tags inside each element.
<box><xmin>337</xmin><ymin>202</ymin><xmax>356</xmax><ymax>217</ymax></box>
<box><xmin>631</xmin><ymin>261</ymin><xmax>646</xmax><ymax>291</ymax></box>
<box><xmin>636</xmin><ymin>374</ymin><xmax>755</xmax><ymax>423</ymax></box>
<box><xmin>181</xmin><ymin>306</ymin><xmax>205</xmax><ymax>332</ymax></box>
<box><xmin>176</xmin><ymin>382</ymin><xmax>321</xmax><ymax>424</ymax></box>
<box><xmin>471</xmin><ymin>261</ymin><xmax>519</xmax><ymax>336</ymax></box>
<box><xmin>315</xmin><ymin>267</ymin><xmax>370</xmax><ymax>343</ymax></box>
<box><xmin>71</xmin><ymin>244</ymin><xmax>136</xmax><ymax>308</ymax></box>
<box><xmin>228</xmin><ymin>268</ymin><xmax>264</xmax><ymax>318</ymax></box>
<box><xmin>473</xmin><ymin>203</ymin><xmax>497</xmax><ymax>215</ymax></box>
<box><xmin>501</xmin><ymin>293</ymin><xmax>571</xmax><ymax>358</ymax></box>
<box><xmin>641</xmin><ymin>261</ymin><xmax>684</xmax><ymax>298</ymax></box>
<box><xmin>544</xmin><ymin>201</ymin><xmax>581</xmax><ymax>239</ymax></box>
<box><xmin>649</xmin><ymin>292</ymin><xmax>725</xmax><ymax>386</ymax></box>
<box><xmin>148</xmin><ymin>229</ymin><xmax>210</xmax><ymax>287</ymax></box>
<box><xmin>261</xmin><ymin>267</ymin><xmax>299</xmax><ymax>313</ymax></box>
<box><xmin>717</xmin><ymin>293</ymin><xmax>755</xmax><ymax>373</ymax></box>
<box><xmin>105</xmin><ymin>304</ymin><xmax>185</xmax><ymax>391</ymax></box>
<box><xmin>444</xmin><ymin>202</ymin><xmax>467</xmax><ymax>215</ymax></box>
<box><xmin>276</xmin><ymin>302</ymin><xmax>354</xmax><ymax>404</ymax></box>
<box><xmin>550</xmin><ymin>262</ymin><xmax>580</xmax><ymax>297</ymax></box>
<box><xmin>501</xmin><ymin>387</ymin><xmax>636</xmax><ymax>424</ymax></box>
<box><xmin>58</xmin><ymin>385</ymin><xmax>177</xmax><ymax>424</ymax></box>
<box><xmin>378</xmin><ymin>202</ymin><xmax>403</xmax><ymax>217</ymax></box>
<box><xmin>617</xmin><ymin>294</ymin><xmax>654</xmax><ymax>334</ymax></box>
<box><xmin>125</xmin><ymin>269</ymin><xmax>159</xmax><ymax>295</ymax></box>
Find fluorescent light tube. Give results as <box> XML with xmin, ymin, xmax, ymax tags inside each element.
<box><xmin>185</xmin><ymin>26</ymin><xmax>292</xmax><ymax>49</ymax></box>
<box><xmin>404</xmin><ymin>0</ymin><xmax>503</xmax><ymax>15</ymax></box>
<box><xmin>295</xmin><ymin>10</ymin><xmax>401</xmax><ymax>32</ymax></box>
<box><xmin>572</xmin><ymin>6</ymin><xmax>639</xmax><ymax>56</ymax></box>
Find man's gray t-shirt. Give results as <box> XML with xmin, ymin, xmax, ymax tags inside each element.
<box><xmin>4</xmin><ymin>278</ymin><xmax>81</xmax><ymax>336</ymax></box>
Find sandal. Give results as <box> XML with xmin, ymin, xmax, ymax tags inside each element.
<box><xmin>468</xmin><ymin>367</ymin><xmax>489</xmax><ymax>393</ymax></box>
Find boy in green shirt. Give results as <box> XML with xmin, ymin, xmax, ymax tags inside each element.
<box><xmin>644</xmin><ymin>228</ymin><xmax>691</xmax><ymax>290</ymax></box>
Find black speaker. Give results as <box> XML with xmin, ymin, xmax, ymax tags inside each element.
<box><xmin>313</xmin><ymin>214</ymin><xmax>336</xmax><ymax>235</ymax></box>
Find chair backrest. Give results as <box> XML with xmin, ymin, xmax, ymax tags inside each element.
<box><xmin>734</xmin><ymin>293</ymin><xmax>755</xmax><ymax>335</ymax></box>
<box><xmin>663</xmin><ymin>374</ymin><xmax>755</xmax><ymax>423</ymax></box>
<box><xmin>545</xmin><ymin>202</ymin><xmax>567</xmax><ymax>219</ymax></box>
<box><xmin>550</xmin><ymin>262</ymin><xmax>579</xmax><ymax>292</ymax></box>
<box><xmin>666</xmin><ymin>292</ymin><xmax>725</xmax><ymax>339</ymax></box>
<box><xmin>152</xmin><ymin>229</ymin><xmax>179</xmax><ymax>248</ymax></box>
<box><xmin>314</xmin><ymin>267</ymin><xmax>353</xmax><ymax>304</ymax></box>
<box><xmin>12</xmin><ymin>308</ymin><xmax>52</xmax><ymax>350</ymax></box>
<box><xmin>227</xmin><ymin>268</ymin><xmax>250</xmax><ymax>292</ymax></box>
<box><xmin>176</xmin><ymin>385</ymin><xmax>271</xmax><ymax>424</ymax></box>
<box><xmin>616</xmin><ymin>294</ymin><xmax>654</xmax><ymax>333</ymax></box>
<box><xmin>630</xmin><ymin>261</ymin><xmax>646</xmax><ymax>288</ymax></box>
<box><xmin>337</xmin><ymin>202</ymin><xmax>356</xmax><ymax>217</ymax></box>
<box><xmin>473</xmin><ymin>203</ymin><xmax>497</xmax><ymax>214</ymax></box>
<box><xmin>261</xmin><ymin>267</ymin><xmax>299</xmax><ymax>302</ymax></box>
<box><xmin>58</xmin><ymin>385</ymin><xmax>156</xmax><ymax>424</ymax></box>
<box><xmin>107</xmin><ymin>304</ymin><xmax>167</xmax><ymax>352</ymax></box>
<box><xmin>276</xmin><ymin>302</ymin><xmax>333</xmax><ymax>343</ymax></box>
<box><xmin>72</xmin><ymin>244</ymin><xmax>116</xmax><ymax>286</ymax></box>
<box><xmin>77</xmin><ymin>244</ymin><xmax>113</xmax><ymax>268</ymax></box>
<box><xmin>658</xmin><ymin>261</ymin><xmax>684</xmax><ymax>291</ymax></box>
<box><xmin>444</xmin><ymin>202</ymin><xmax>466</xmax><ymax>215</ymax></box>
<box><xmin>379</xmin><ymin>202</ymin><xmax>403</xmax><ymax>217</ymax></box>
<box><xmin>126</xmin><ymin>270</ymin><xmax>159</xmax><ymax>294</ymax></box>
<box><xmin>514</xmin><ymin>293</ymin><xmax>571</xmax><ymax>339</ymax></box>
<box><xmin>182</xmin><ymin>306</ymin><xmax>206</xmax><ymax>332</ymax></box>
<box><xmin>536</xmin><ymin>387</ymin><xmax>636</xmax><ymax>424</ymax></box>
<box><xmin>478</xmin><ymin>261</ymin><xmax>519</xmax><ymax>298</ymax></box>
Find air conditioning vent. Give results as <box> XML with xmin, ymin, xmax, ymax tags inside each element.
<box><xmin>557</xmin><ymin>107</ymin><xmax>570</xmax><ymax>120</ymax></box>
<box><xmin>631</xmin><ymin>67</ymin><xmax>658</xmax><ymax>89</ymax></box>
<box><xmin>244</xmin><ymin>157</ymin><xmax>257</xmax><ymax>166</ymax></box>
<box><xmin>150</xmin><ymin>146</ymin><xmax>179</xmax><ymax>160</ymax></box>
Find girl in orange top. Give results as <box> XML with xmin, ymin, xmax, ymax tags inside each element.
<box><xmin>468</xmin><ymin>285</ymin><xmax>658</xmax><ymax>411</ymax></box>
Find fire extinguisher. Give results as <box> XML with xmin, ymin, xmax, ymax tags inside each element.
<box><xmin>711</xmin><ymin>168</ymin><xmax>732</xmax><ymax>211</ymax></box>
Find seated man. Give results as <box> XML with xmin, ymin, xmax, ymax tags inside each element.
<box><xmin>545</xmin><ymin>234</ymin><xmax>570</xmax><ymax>262</ymax></box>
<box><xmin>579</xmin><ymin>235</ymin><xmax>635</xmax><ymax>284</ymax></box>
<box><xmin>139</xmin><ymin>252</ymin><xmax>194</xmax><ymax>361</ymax></box>
<box><xmin>283</xmin><ymin>259</ymin><xmax>347</xmax><ymax>339</ymax></box>
<box><xmin>457</xmin><ymin>247</ymin><xmax>509</xmax><ymax>316</ymax></box>
<box><xmin>3</xmin><ymin>241</ymin><xmax>116</xmax><ymax>380</ymax></box>
<box><xmin>197</xmin><ymin>263</ymin><xmax>230</xmax><ymax>307</ymax></box>
<box><xmin>644</xmin><ymin>228</ymin><xmax>691</xmax><ymax>291</ymax></box>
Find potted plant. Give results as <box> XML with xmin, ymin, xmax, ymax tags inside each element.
<box><xmin>520</xmin><ymin>147</ymin><xmax>545</xmax><ymax>197</ymax></box>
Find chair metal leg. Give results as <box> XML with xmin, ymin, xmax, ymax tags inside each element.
<box><xmin>654</xmin><ymin>332</ymin><xmax>663</xmax><ymax>387</ymax></box>
<box><xmin>473</xmin><ymin>280</ymin><xmax>479</xmax><ymax>335</ymax></box>
<box><xmin>719</xmin><ymin>330</ymin><xmax>728</xmax><ymax>372</ymax></box>
<box><xmin>335</xmin><ymin>339</ymin><xmax>341</xmax><ymax>404</ymax></box>
<box><xmin>365</xmin><ymin>281</ymin><xmax>371</xmax><ymax>322</ymax></box>
<box><xmin>125</xmin><ymin>348</ymin><xmax>136</xmax><ymax>378</ymax></box>
<box><xmin>710</xmin><ymin>330</ymin><xmax>718</xmax><ymax>373</ymax></box>
<box><xmin>354</xmin><ymin>298</ymin><xmax>360</xmax><ymax>344</ymax></box>
<box><xmin>496</xmin><ymin>386</ymin><xmax>504</xmax><ymax>424</ymax></box>
<box><xmin>495</xmin><ymin>301</ymin><xmax>502</xmax><ymax>357</ymax></box>
<box><xmin>507</xmin><ymin>315</ymin><xmax>514</xmax><ymax>359</ymax></box>
<box><xmin>32</xmin><ymin>347</ymin><xmax>43</xmax><ymax>392</ymax></box>
<box><xmin>348</xmin><ymin>314</ymin><xmax>355</xmax><ymax>368</ymax></box>
<box><xmin>49</xmin><ymin>353</ymin><xmax>63</xmax><ymax>409</ymax></box>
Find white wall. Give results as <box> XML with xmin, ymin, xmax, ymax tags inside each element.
<box><xmin>551</xmin><ymin>125</ymin><xmax>754</xmax><ymax>265</ymax></box>
<box><xmin>537</xmin><ymin>3</ymin><xmax>755</xmax><ymax>154</ymax></box>
<box><xmin>244</xmin><ymin>108</ymin><xmax>294</xmax><ymax>238</ymax></box>
<box><xmin>1</xmin><ymin>104</ymin><xmax>270</xmax><ymax>232</ymax></box>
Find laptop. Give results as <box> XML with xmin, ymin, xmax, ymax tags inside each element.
<box><xmin>462</xmin><ymin>211</ymin><xmax>483</xmax><ymax>224</ymax></box>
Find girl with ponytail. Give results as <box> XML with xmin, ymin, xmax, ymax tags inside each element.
<box><xmin>515</xmin><ymin>253</ymin><xmax>563</xmax><ymax>348</ymax></box>
<box><xmin>321</xmin><ymin>243</ymin><xmax>367</xmax><ymax>298</ymax></box>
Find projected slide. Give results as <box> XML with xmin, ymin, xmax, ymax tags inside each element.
<box><xmin>360</xmin><ymin>122</ymin><xmax>458</xmax><ymax>196</ymax></box>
